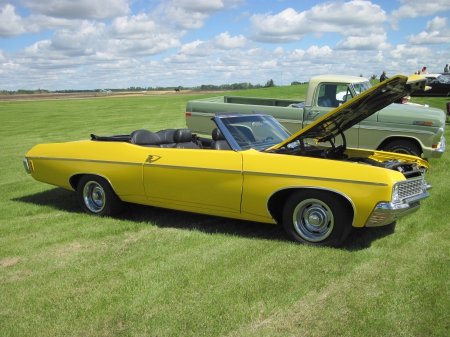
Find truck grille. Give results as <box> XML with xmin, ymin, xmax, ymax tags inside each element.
<box><xmin>398</xmin><ymin>177</ymin><xmax>424</xmax><ymax>201</ymax></box>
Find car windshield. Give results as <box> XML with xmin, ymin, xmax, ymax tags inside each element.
<box><xmin>436</xmin><ymin>75</ymin><xmax>450</xmax><ymax>84</ymax></box>
<box><xmin>219</xmin><ymin>115</ymin><xmax>291</xmax><ymax>151</ymax></box>
<box><xmin>351</xmin><ymin>81</ymin><xmax>372</xmax><ymax>95</ymax></box>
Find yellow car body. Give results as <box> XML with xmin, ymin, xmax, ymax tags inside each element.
<box><xmin>23</xmin><ymin>75</ymin><xmax>431</xmax><ymax>247</ymax></box>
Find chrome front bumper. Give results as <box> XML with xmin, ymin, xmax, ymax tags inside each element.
<box><xmin>430</xmin><ymin>135</ymin><xmax>446</xmax><ymax>158</ymax></box>
<box><xmin>23</xmin><ymin>157</ymin><xmax>32</xmax><ymax>174</ymax></box>
<box><xmin>365</xmin><ymin>191</ymin><xmax>430</xmax><ymax>227</ymax></box>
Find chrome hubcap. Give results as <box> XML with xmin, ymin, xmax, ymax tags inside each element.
<box><xmin>293</xmin><ymin>198</ymin><xmax>334</xmax><ymax>242</ymax></box>
<box><xmin>83</xmin><ymin>181</ymin><xmax>105</xmax><ymax>213</ymax></box>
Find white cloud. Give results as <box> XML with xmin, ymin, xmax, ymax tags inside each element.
<box><xmin>164</xmin><ymin>32</ymin><xmax>250</xmax><ymax>64</ymax></box>
<box><xmin>157</xmin><ymin>0</ymin><xmax>244</xmax><ymax>30</ymax></box>
<box><xmin>336</xmin><ymin>33</ymin><xmax>392</xmax><ymax>50</ymax></box>
<box><xmin>389</xmin><ymin>44</ymin><xmax>431</xmax><ymax>61</ymax></box>
<box><xmin>426</xmin><ymin>16</ymin><xmax>447</xmax><ymax>32</ymax></box>
<box><xmin>212</xmin><ymin>32</ymin><xmax>248</xmax><ymax>49</ymax></box>
<box><xmin>0</xmin><ymin>4</ymin><xmax>87</xmax><ymax>38</ymax></box>
<box><xmin>390</xmin><ymin>0</ymin><xmax>450</xmax><ymax>22</ymax></box>
<box><xmin>391</xmin><ymin>0</ymin><xmax>450</xmax><ymax>20</ymax></box>
<box><xmin>0</xmin><ymin>4</ymin><xmax>27</xmax><ymax>37</ymax></box>
<box><xmin>21</xmin><ymin>0</ymin><xmax>131</xmax><ymax>20</ymax></box>
<box><xmin>249</xmin><ymin>1</ymin><xmax>387</xmax><ymax>44</ymax></box>
<box><xmin>406</xmin><ymin>30</ymin><xmax>450</xmax><ymax>45</ymax></box>
<box><xmin>406</xmin><ymin>16</ymin><xmax>450</xmax><ymax>45</ymax></box>
<box><xmin>172</xmin><ymin>0</ymin><xmax>226</xmax><ymax>13</ymax></box>
<box><xmin>108</xmin><ymin>13</ymin><xmax>184</xmax><ymax>40</ymax></box>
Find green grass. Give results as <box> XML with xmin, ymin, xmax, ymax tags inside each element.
<box><xmin>1</xmin><ymin>87</ymin><xmax>449</xmax><ymax>337</ymax></box>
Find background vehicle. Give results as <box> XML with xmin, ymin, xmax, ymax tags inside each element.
<box><xmin>186</xmin><ymin>75</ymin><xmax>446</xmax><ymax>159</ymax></box>
<box><xmin>411</xmin><ymin>73</ymin><xmax>450</xmax><ymax>97</ymax></box>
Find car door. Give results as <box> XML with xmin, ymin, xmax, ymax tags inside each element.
<box><xmin>142</xmin><ymin>147</ymin><xmax>243</xmax><ymax>216</ymax></box>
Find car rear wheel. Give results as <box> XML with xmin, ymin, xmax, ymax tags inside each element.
<box><xmin>77</xmin><ymin>175</ymin><xmax>123</xmax><ymax>216</ymax></box>
<box><xmin>282</xmin><ymin>190</ymin><xmax>353</xmax><ymax>247</ymax></box>
<box><xmin>382</xmin><ymin>139</ymin><xmax>422</xmax><ymax>157</ymax></box>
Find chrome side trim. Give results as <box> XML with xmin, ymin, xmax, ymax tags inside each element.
<box><xmin>68</xmin><ymin>172</ymin><xmax>119</xmax><ymax>195</ymax></box>
<box><xmin>187</xmin><ymin>112</ymin><xmax>214</xmax><ymax>116</ymax></box>
<box><xmin>359</xmin><ymin>125</ymin><xmax>434</xmax><ymax>135</ymax></box>
<box><xmin>27</xmin><ymin>156</ymin><xmax>142</xmax><ymax>167</ymax></box>
<box><xmin>28</xmin><ymin>155</ymin><xmax>387</xmax><ymax>186</ymax></box>
<box><xmin>278</xmin><ymin>119</ymin><xmax>303</xmax><ymax>124</ymax></box>
<box><xmin>28</xmin><ymin>156</ymin><xmax>240</xmax><ymax>174</ymax></box>
<box><xmin>145</xmin><ymin>163</ymin><xmax>242</xmax><ymax>174</ymax></box>
<box><xmin>245</xmin><ymin>170</ymin><xmax>388</xmax><ymax>186</ymax></box>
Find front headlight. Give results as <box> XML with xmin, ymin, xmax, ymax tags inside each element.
<box><xmin>392</xmin><ymin>184</ymin><xmax>400</xmax><ymax>204</ymax></box>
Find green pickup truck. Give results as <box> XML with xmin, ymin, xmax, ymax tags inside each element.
<box><xmin>186</xmin><ymin>75</ymin><xmax>446</xmax><ymax>159</ymax></box>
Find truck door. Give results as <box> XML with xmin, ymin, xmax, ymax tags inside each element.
<box><xmin>303</xmin><ymin>83</ymin><xmax>359</xmax><ymax>148</ymax></box>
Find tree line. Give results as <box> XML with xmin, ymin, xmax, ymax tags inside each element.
<box><xmin>0</xmin><ymin>79</ymin><xmax>310</xmax><ymax>95</ymax></box>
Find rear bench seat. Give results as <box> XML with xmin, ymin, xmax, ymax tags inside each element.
<box><xmin>130</xmin><ymin>128</ymin><xmax>199</xmax><ymax>148</ymax></box>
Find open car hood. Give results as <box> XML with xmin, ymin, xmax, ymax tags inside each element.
<box><xmin>267</xmin><ymin>74</ymin><xmax>427</xmax><ymax>151</ymax></box>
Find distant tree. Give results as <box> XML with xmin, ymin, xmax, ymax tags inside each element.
<box><xmin>265</xmin><ymin>79</ymin><xmax>275</xmax><ymax>87</ymax></box>
<box><xmin>291</xmin><ymin>81</ymin><xmax>302</xmax><ymax>85</ymax></box>
<box><xmin>370</xmin><ymin>74</ymin><xmax>377</xmax><ymax>80</ymax></box>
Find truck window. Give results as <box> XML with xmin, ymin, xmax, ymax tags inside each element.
<box><xmin>352</xmin><ymin>81</ymin><xmax>372</xmax><ymax>95</ymax></box>
<box><xmin>317</xmin><ymin>83</ymin><xmax>352</xmax><ymax>108</ymax></box>
<box><xmin>336</xmin><ymin>84</ymin><xmax>353</xmax><ymax>104</ymax></box>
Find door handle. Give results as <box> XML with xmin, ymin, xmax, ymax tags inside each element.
<box><xmin>307</xmin><ymin>111</ymin><xmax>320</xmax><ymax>119</ymax></box>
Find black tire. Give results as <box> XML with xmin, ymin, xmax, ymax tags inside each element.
<box><xmin>282</xmin><ymin>190</ymin><xmax>353</xmax><ymax>247</ymax></box>
<box><xmin>77</xmin><ymin>175</ymin><xmax>123</xmax><ymax>216</ymax></box>
<box><xmin>382</xmin><ymin>139</ymin><xmax>422</xmax><ymax>157</ymax></box>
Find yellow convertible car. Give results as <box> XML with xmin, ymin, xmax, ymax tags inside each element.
<box><xmin>23</xmin><ymin>75</ymin><xmax>431</xmax><ymax>247</ymax></box>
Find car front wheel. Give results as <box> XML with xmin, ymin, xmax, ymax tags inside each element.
<box><xmin>77</xmin><ymin>175</ymin><xmax>123</xmax><ymax>216</ymax></box>
<box><xmin>282</xmin><ymin>190</ymin><xmax>353</xmax><ymax>247</ymax></box>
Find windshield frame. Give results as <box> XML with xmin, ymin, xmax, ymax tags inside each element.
<box><xmin>213</xmin><ymin>113</ymin><xmax>291</xmax><ymax>151</ymax></box>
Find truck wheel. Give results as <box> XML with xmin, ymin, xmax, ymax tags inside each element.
<box><xmin>382</xmin><ymin>139</ymin><xmax>421</xmax><ymax>157</ymax></box>
<box><xmin>282</xmin><ymin>190</ymin><xmax>353</xmax><ymax>247</ymax></box>
<box><xmin>77</xmin><ymin>175</ymin><xmax>123</xmax><ymax>216</ymax></box>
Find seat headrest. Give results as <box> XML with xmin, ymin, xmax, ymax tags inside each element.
<box><xmin>156</xmin><ymin>129</ymin><xmax>176</xmax><ymax>144</ymax></box>
<box><xmin>130</xmin><ymin>129</ymin><xmax>160</xmax><ymax>145</ymax></box>
<box><xmin>173</xmin><ymin>129</ymin><xmax>192</xmax><ymax>143</ymax></box>
<box><xmin>212</xmin><ymin>128</ymin><xmax>226</xmax><ymax>141</ymax></box>
<box><xmin>212</xmin><ymin>140</ymin><xmax>231</xmax><ymax>150</ymax></box>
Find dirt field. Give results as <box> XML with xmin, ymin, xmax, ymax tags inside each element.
<box><xmin>0</xmin><ymin>90</ymin><xmax>227</xmax><ymax>101</ymax></box>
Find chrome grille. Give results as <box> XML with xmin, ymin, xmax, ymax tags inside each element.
<box><xmin>398</xmin><ymin>177</ymin><xmax>424</xmax><ymax>201</ymax></box>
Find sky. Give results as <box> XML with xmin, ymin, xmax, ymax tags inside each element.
<box><xmin>0</xmin><ymin>0</ymin><xmax>450</xmax><ymax>91</ymax></box>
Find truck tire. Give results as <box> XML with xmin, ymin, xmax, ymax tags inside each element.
<box><xmin>382</xmin><ymin>139</ymin><xmax>422</xmax><ymax>157</ymax></box>
<box><xmin>77</xmin><ymin>175</ymin><xmax>123</xmax><ymax>216</ymax></box>
<box><xmin>282</xmin><ymin>190</ymin><xmax>353</xmax><ymax>247</ymax></box>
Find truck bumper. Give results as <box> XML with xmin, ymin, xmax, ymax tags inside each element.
<box><xmin>428</xmin><ymin>135</ymin><xmax>446</xmax><ymax>159</ymax></box>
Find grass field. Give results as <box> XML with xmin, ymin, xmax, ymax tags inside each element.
<box><xmin>1</xmin><ymin>85</ymin><xmax>449</xmax><ymax>336</ymax></box>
